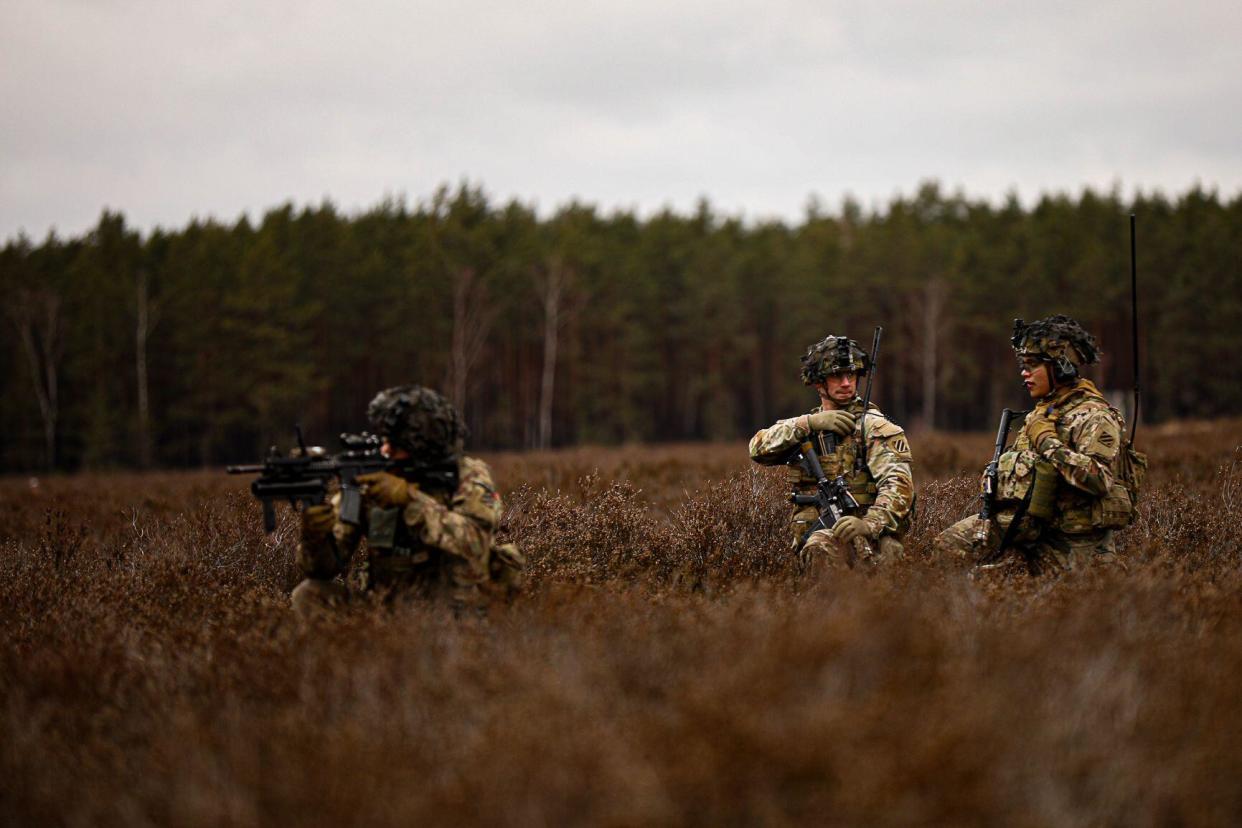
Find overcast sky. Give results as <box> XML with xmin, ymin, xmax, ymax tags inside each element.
<box><xmin>3</xmin><ymin>0</ymin><xmax>1240</xmax><ymax>241</ymax></box>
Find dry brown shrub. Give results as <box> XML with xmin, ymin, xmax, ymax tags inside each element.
<box><xmin>2</xmin><ymin>422</ymin><xmax>1241</xmax><ymax>826</ymax></box>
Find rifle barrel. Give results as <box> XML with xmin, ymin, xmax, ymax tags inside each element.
<box><xmin>856</xmin><ymin>326</ymin><xmax>883</xmax><ymax>472</ymax></box>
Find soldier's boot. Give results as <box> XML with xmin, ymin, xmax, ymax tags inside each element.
<box><xmin>291</xmin><ymin>577</ymin><xmax>349</xmax><ymax>617</ymax></box>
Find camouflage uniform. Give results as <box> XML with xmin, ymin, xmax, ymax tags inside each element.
<box><xmin>749</xmin><ymin>335</ymin><xmax>915</xmax><ymax>569</ymax></box>
<box><xmin>934</xmin><ymin>317</ymin><xmax>1132</xmax><ymax>572</ymax></box>
<box><xmin>292</xmin><ymin>385</ymin><xmax>510</xmax><ymax>615</ymax></box>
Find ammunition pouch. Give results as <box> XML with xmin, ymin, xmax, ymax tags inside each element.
<box><xmin>996</xmin><ymin>449</ymin><xmax>1040</xmax><ymax>502</ymax></box>
<box><xmin>1093</xmin><ymin>483</ymin><xmax>1135</xmax><ymax>530</ymax></box>
<box><xmin>367</xmin><ymin>506</ymin><xmax>401</xmax><ymax>550</ymax></box>
<box><xmin>1027</xmin><ymin>460</ymin><xmax>1057</xmax><ymax>521</ymax></box>
<box><xmin>367</xmin><ymin>506</ymin><xmax>432</xmax><ymax>575</ymax></box>
<box><xmin>847</xmin><ymin>476</ymin><xmax>878</xmax><ymax>507</ymax></box>
<box><xmin>992</xmin><ymin>450</ymin><xmax>1044</xmax><ymax>545</ymax></box>
<box><xmin>1089</xmin><ymin>443</ymin><xmax>1147</xmax><ymax>531</ymax></box>
<box><xmin>1086</xmin><ymin>401</ymin><xmax>1147</xmax><ymax>530</ymax></box>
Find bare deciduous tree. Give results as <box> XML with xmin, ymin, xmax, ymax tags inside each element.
<box><xmin>134</xmin><ymin>269</ymin><xmax>162</xmax><ymax>468</ymax></box>
<box><xmin>446</xmin><ymin>266</ymin><xmax>494</xmax><ymax>418</ymax></box>
<box><xmin>920</xmin><ymin>275</ymin><xmax>948</xmax><ymax>430</ymax></box>
<box><xmin>7</xmin><ymin>289</ymin><xmax>62</xmax><ymax>469</ymax></box>
<box><xmin>534</xmin><ymin>257</ymin><xmax>572</xmax><ymax>450</ymax></box>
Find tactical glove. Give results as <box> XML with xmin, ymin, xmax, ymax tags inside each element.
<box><xmin>805</xmin><ymin>410</ymin><xmax>856</xmax><ymax>436</ymax></box>
<box><xmin>356</xmin><ymin>471</ymin><xmax>414</xmax><ymax>510</ymax></box>
<box><xmin>301</xmin><ymin>503</ymin><xmax>336</xmax><ymax>542</ymax></box>
<box><xmin>1024</xmin><ymin>410</ymin><xmax>1059</xmax><ymax>453</ymax></box>
<box><xmin>830</xmin><ymin>515</ymin><xmax>875</xmax><ymax>543</ymax></box>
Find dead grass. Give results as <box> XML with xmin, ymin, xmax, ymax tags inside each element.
<box><xmin>2</xmin><ymin>421</ymin><xmax>1241</xmax><ymax>826</ymax></box>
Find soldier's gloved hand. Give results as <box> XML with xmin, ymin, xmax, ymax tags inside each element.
<box><xmin>1024</xmin><ymin>409</ymin><xmax>1059</xmax><ymax>453</ymax></box>
<box><xmin>804</xmin><ymin>410</ymin><xmax>856</xmax><ymax>436</ymax></box>
<box><xmin>830</xmin><ymin>515</ymin><xmax>875</xmax><ymax>543</ymax></box>
<box><xmin>356</xmin><ymin>471</ymin><xmax>414</xmax><ymax>510</ymax></box>
<box><xmin>301</xmin><ymin>503</ymin><xmax>336</xmax><ymax>542</ymax></box>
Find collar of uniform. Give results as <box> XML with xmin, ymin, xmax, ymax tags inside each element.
<box><xmin>1039</xmin><ymin>378</ymin><xmax>1105</xmax><ymax>414</ymax></box>
<box><xmin>812</xmin><ymin>396</ymin><xmax>870</xmax><ymax>415</ymax></box>
<box><xmin>851</xmin><ymin>397</ymin><xmax>881</xmax><ymax>415</ymax></box>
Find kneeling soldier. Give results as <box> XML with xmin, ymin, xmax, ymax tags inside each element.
<box><xmin>293</xmin><ymin>385</ymin><xmax>519</xmax><ymax>615</ymax></box>
<box><xmin>750</xmin><ymin>335</ymin><xmax>915</xmax><ymax>570</ymax></box>
<box><xmin>934</xmin><ymin>316</ymin><xmax>1136</xmax><ymax>572</ymax></box>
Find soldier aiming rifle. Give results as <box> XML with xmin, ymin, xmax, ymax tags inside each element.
<box><xmin>231</xmin><ymin>385</ymin><xmax>523</xmax><ymax>614</ymax></box>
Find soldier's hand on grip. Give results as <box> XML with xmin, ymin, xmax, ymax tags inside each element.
<box><xmin>805</xmin><ymin>410</ymin><xmax>856</xmax><ymax>436</ymax></box>
<box><xmin>301</xmin><ymin>503</ymin><xmax>336</xmax><ymax>541</ymax></box>
<box><xmin>356</xmin><ymin>471</ymin><xmax>414</xmax><ymax>510</ymax></box>
<box><xmin>830</xmin><ymin>515</ymin><xmax>873</xmax><ymax>543</ymax></box>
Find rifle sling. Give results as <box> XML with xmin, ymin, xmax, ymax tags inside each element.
<box><xmin>985</xmin><ymin>486</ymin><xmax>1035</xmax><ymax>565</ymax></box>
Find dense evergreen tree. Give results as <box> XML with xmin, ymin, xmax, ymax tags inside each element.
<box><xmin>2</xmin><ymin>183</ymin><xmax>1239</xmax><ymax>471</ymax></box>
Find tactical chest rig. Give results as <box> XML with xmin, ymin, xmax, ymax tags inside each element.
<box><xmin>363</xmin><ymin>470</ymin><xmax>459</xmax><ymax>580</ymax></box>
<box><xmin>789</xmin><ymin>401</ymin><xmax>880</xmax><ymax>504</ymax></box>
<box><xmin>785</xmin><ymin>402</ymin><xmax>882</xmax><ymax>548</ymax></box>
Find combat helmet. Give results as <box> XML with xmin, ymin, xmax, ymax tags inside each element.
<box><xmin>800</xmin><ymin>335</ymin><xmax>869</xmax><ymax>385</ymax></box>
<box><xmin>366</xmin><ymin>384</ymin><xmax>467</xmax><ymax>462</ymax></box>
<box><xmin>1011</xmin><ymin>315</ymin><xmax>1100</xmax><ymax>382</ymax></box>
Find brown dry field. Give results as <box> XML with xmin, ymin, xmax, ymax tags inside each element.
<box><xmin>2</xmin><ymin>420</ymin><xmax>1241</xmax><ymax>826</ymax></box>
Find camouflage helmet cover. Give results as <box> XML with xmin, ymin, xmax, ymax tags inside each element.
<box><xmin>1011</xmin><ymin>315</ymin><xmax>1101</xmax><ymax>377</ymax></box>
<box><xmin>366</xmin><ymin>384</ymin><xmax>467</xmax><ymax>461</ymax></box>
<box><xmin>800</xmin><ymin>335</ymin><xmax>869</xmax><ymax>385</ymax></box>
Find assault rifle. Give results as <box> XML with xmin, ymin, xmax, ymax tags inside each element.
<box><xmin>789</xmin><ymin>440</ymin><xmax>861</xmax><ymax>550</ymax></box>
<box><xmin>975</xmin><ymin>407</ymin><xmax>1028</xmax><ymax>564</ymax></box>
<box><xmin>227</xmin><ymin>428</ymin><xmax>459</xmax><ymax>533</ymax></box>
<box><xmin>855</xmin><ymin>326</ymin><xmax>883</xmax><ymax>472</ymax></box>
<box><xmin>979</xmin><ymin>408</ymin><xmax>1024</xmax><ymax>525</ymax></box>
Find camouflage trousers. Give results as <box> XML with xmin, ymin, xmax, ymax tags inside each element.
<box><xmin>799</xmin><ymin>530</ymin><xmax>905</xmax><ymax>574</ymax></box>
<box><xmin>290</xmin><ymin>554</ymin><xmax>484</xmax><ymax>617</ymax></box>
<box><xmin>933</xmin><ymin>515</ymin><xmax>1123</xmax><ymax>573</ymax></box>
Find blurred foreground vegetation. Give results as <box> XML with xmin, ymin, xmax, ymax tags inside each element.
<box><xmin>1</xmin><ymin>421</ymin><xmax>1240</xmax><ymax>825</ymax></box>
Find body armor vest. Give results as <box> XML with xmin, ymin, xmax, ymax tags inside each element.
<box><xmin>364</xmin><ymin>477</ymin><xmax>456</xmax><ymax>578</ymax></box>
<box><xmin>786</xmin><ymin>401</ymin><xmax>881</xmax><ymax>544</ymax></box>
<box><xmin>997</xmin><ymin>385</ymin><xmax>1128</xmax><ymax>536</ymax></box>
<box><xmin>789</xmin><ymin>400</ymin><xmax>879</xmax><ymax>501</ymax></box>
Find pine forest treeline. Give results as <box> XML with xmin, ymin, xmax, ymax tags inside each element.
<box><xmin>3</xmin><ymin>182</ymin><xmax>1240</xmax><ymax>472</ymax></box>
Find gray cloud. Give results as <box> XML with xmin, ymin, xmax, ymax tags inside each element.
<box><xmin>2</xmin><ymin>0</ymin><xmax>1240</xmax><ymax>240</ymax></box>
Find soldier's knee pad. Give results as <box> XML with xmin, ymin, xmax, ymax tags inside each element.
<box><xmin>291</xmin><ymin>578</ymin><xmax>348</xmax><ymax>616</ymax></box>
<box><xmin>930</xmin><ymin>529</ymin><xmax>959</xmax><ymax>558</ymax></box>
<box><xmin>931</xmin><ymin>517</ymin><xmax>984</xmax><ymax>564</ymax></box>
<box><xmin>800</xmin><ymin>530</ymin><xmax>850</xmax><ymax>573</ymax></box>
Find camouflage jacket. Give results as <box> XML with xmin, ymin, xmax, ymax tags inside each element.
<box><xmin>297</xmin><ymin>455</ymin><xmax>502</xmax><ymax>591</ymax></box>
<box><xmin>749</xmin><ymin>398</ymin><xmax>915</xmax><ymax>540</ymax></box>
<box><xmin>998</xmin><ymin>379</ymin><xmax>1128</xmax><ymax>535</ymax></box>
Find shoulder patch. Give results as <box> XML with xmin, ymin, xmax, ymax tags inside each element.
<box><xmin>887</xmin><ymin>434</ymin><xmax>911</xmax><ymax>457</ymax></box>
<box><xmin>1079</xmin><ymin>411</ymin><xmax>1123</xmax><ymax>459</ymax></box>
